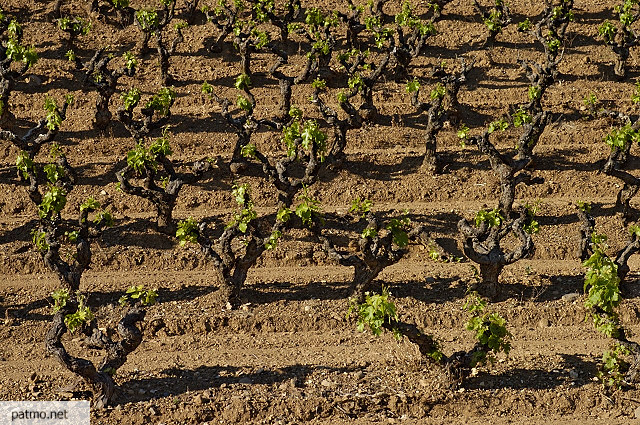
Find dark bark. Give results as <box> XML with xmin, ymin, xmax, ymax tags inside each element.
<box><xmin>196</xmin><ymin>216</ymin><xmax>285</xmax><ymax>309</ymax></box>
<box><xmin>575</xmin><ymin>206</ymin><xmax>595</xmax><ymax>261</ymax></box>
<box><xmin>117</xmin><ymin>159</ymin><xmax>209</xmax><ymax>235</ymax></box>
<box><xmin>46</xmin><ymin>306</ymin><xmax>114</xmax><ymax>408</ymax></box>
<box><xmin>381</xmin><ymin>317</ymin><xmax>498</xmax><ymax>388</ymax></box>
<box><xmin>208</xmin><ymin>92</ymin><xmax>258</xmax><ymax>173</ymax></box>
<box><xmin>134</xmin><ymin>0</ymin><xmax>177</xmax><ymax>82</ymax></box>
<box><xmin>311</xmin><ymin>84</ymin><xmax>363</xmax><ymax>168</ymax></box>
<box><xmin>337</xmin><ymin>48</ymin><xmax>390</xmax><ymax>124</ymax></box>
<box><xmin>470</xmin><ymin>131</ymin><xmax>540</xmax><ymax>219</ymax></box>
<box><xmin>116</xmin><ymin>92</ymin><xmax>175</xmax><ymax>141</ymax></box>
<box><xmin>46</xmin><ymin>301</ymin><xmax>147</xmax><ymax>408</ymax></box>
<box><xmin>458</xmin><ymin>213</ymin><xmax>533</xmax><ymax>299</ymax></box>
<box><xmin>0</xmin><ymin>99</ymin><xmax>70</xmax><ymax>160</ymax></box>
<box><xmin>473</xmin><ymin>0</ymin><xmax>511</xmax><ymax>44</ymax></box>
<box><xmin>317</xmin><ymin>213</ymin><xmax>431</xmax><ymax>302</ymax></box>
<box><xmin>156</xmin><ymin>26</ymin><xmax>184</xmax><ymax>86</ymax></box>
<box><xmin>615</xmin><ymin>233</ymin><xmax>640</xmax><ymax>282</ymax></box>
<box><xmin>268</xmin><ymin>48</ymin><xmax>314</xmax><ymax>123</ymax></box>
<box><xmin>83</xmin><ymin>49</ymin><xmax>136</xmax><ymax>131</ymax></box>
<box><xmin>409</xmin><ymin>60</ymin><xmax>473</xmax><ymax>173</ymax></box>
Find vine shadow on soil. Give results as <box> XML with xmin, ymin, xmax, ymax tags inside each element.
<box><xmin>100</xmin><ymin>215</ymin><xmax>224</xmax><ymax>251</ymax></box>
<box><xmin>241</xmin><ymin>280</ymin><xmax>352</xmax><ymax>305</ymax></box>
<box><xmin>0</xmin><ymin>218</ymin><xmax>38</xmax><ymax>245</ymax></box>
<box><xmin>119</xmin><ymin>364</ymin><xmax>358</xmax><ymax>404</ymax></box>
<box><xmin>465</xmin><ymin>354</ymin><xmax>597</xmax><ymax>390</ymax></box>
<box><xmin>533</xmin><ymin>147</ymin><xmax>606</xmax><ymax>173</ymax></box>
<box><xmin>1</xmin><ymin>284</ymin><xmax>218</xmax><ymax>324</ymax></box>
<box><xmin>394</xmin><ymin>272</ymin><xmax>586</xmax><ymax>305</ymax></box>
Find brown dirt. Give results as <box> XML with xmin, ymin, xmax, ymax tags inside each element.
<box><xmin>3</xmin><ymin>0</ymin><xmax>640</xmax><ymax>423</ymax></box>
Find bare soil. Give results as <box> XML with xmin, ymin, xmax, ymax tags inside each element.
<box><xmin>3</xmin><ymin>0</ymin><xmax>640</xmax><ymax>423</ymax></box>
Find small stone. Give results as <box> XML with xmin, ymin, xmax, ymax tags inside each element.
<box><xmin>304</xmin><ymin>305</ymin><xmax>312</xmax><ymax>313</ymax></box>
<box><xmin>538</xmin><ymin>318</ymin><xmax>550</xmax><ymax>328</ymax></box>
<box><xmin>320</xmin><ymin>379</ymin><xmax>333</xmax><ymax>387</ymax></box>
<box><xmin>569</xmin><ymin>369</ymin><xmax>579</xmax><ymax>380</ymax></box>
<box><xmin>137</xmin><ymin>388</ymin><xmax>146</xmax><ymax>395</ymax></box>
<box><xmin>238</xmin><ymin>377</ymin><xmax>253</xmax><ymax>384</ymax></box>
<box><xmin>418</xmin><ymin>379</ymin><xmax>429</xmax><ymax>388</ymax></box>
<box><xmin>354</xmin><ymin>371</ymin><xmax>365</xmax><ymax>380</ymax></box>
<box><xmin>26</xmin><ymin>75</ymin><xmax>43</xmax><ymax>86</ymax></box>
<box><xmin>635</xmin><ymin>406</ymin><xmax>640</xmax><ymax>419</ymax></box>
<box><xmin>100</xmin><ymin>190</ymin><xmax>107</xmax><ymax>196</ymax></box>
<box><xmin>561</xmin><ymin>293</ymin><xmax>580</xmax><ymax>303</ymax></box>
<box><xmin>149</xmin><ymin>406</ymin><xmax>158</xmax><ymax>415</ymax></box>
<box><xmin>193</xmin><ymin>394</ymin><xmax>204</xmax><ymax>405</ymax></box>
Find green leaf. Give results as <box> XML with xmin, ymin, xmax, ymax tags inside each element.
<box><xmin>405</xmin><ymin>78</ymin><xmax>420</xmax><ymax>94</ymax></box>
<box><xmin>277</xmin><ymin>208</ymin><xmax>291</xmax><ymax>223</ymax></box>
<box><xmin>235</xmin><ymin>73</ymin><xmax>251</xmax><ymax>90</ymax></box>
<box><xmin>430</xmin><ymin>83</ymin><xmax>446</xmax><ymax>100</ymax></box>
<box><xmin>528</xmin><ymin>86</ymin><xmax>542</xmax><ymax>102</ymax></box>
<box><xmin>512</xmin><ymin>108</ymin><xmax>532</xmax><ymax>127</ymax></box>
<box><xmin>349</xmin><ymin>198</ymin><xmax>372</xmax><ymax>216</ymax></box>
<box><xmin>176</xmin><ymin>217</ymin><xmax>199</xmax><ymax>246</ymax></box>
<box><xmin>16</xmin><ymin>151</ymin><xmax>34</xmax><ymax>180</ymax></box>
<box><xmin>295</xmin><ymin>189</ymin><xmax>321</xmax><ymax>227</ymax></box>
<box><xmin>311</xmin><ymin>78</ymin><xmax>326</xmax><ymax>90</ymax></box>
<box><xmin>386</xmin><ymin>217</ymin><xmax>411</xmax><ymax>247</ymax></box>
<box><xmin>604</xmin><ymin>123</ymin><xmax>640</xmax><ymax>151</ymax></box>
<box><xmin>202</xmin><ymin>81</ymin><xmax>214</xmax><ymax>95</ymax></box>
<box><xmin>121</xmin><ymin>88</ymin><xmax>141</xmax><ymax>110</ymax></box>
<box><xmin>44</xmin><ymin>96</ymin><xmax>63</xmax><ymax>131</ymax></box>
<box><xmin>80</xmin><ymin>197</ymin><xmax>100</xmax><ymax>212</ymax></box>
<box><xmin>51</xmin><ymin>288</ymin><xmax>70</xmax><ymax>313</ymax></box>
<box><xmin>38</xmin><ymin>186</ymin><xmax>67</xmax><ymax>219</ymax></box>
<box><xmin>348</xmin><ymin>286</ymin><xmax>399</xmax><ymax>337</ymax></box>
<box><xmin>487</xmin><ymin>119</ymin><xmax>509</xmax><ymax>134</ymax></box>
<box><xmin>64</xmin><ymin>295</ymin><xmax>93</xmax><ymax>332</ymax></box>
<box><xmin>136</xmin><ymin>9</ymin><xmax>159</xmax><ymax>31</ymax></box>
<box><xmin>145</xmin><ymin>87</ymin><xmax>176</xmax><ymax>116</ymax></box>
<box><xmin>237</xmin><ymin>95</ymin><xmax>252</xmax><ymax>112</ymax></box>
<box><xmin>31</xmin><ymin>229</ymin><xmax>49</xmax><ymax>252</ymax></box>
<box><xmin>265</xmin><ymin>230</ymin><xmax>282</xmax><ymax>250</ymax></box>
<box><xmin>123</xmin><ymin>51</ymin><xmax>137</xmax><ymax>70</ymax></box>
<box><xmin>361</xmin><ymin>227</ymin><xmax>377</xmax><ymax>239</ymax></box>
<box><xmin>474</xmin><ymin>208</ymin><xmax>503</xmax><ymax>227</ymax></box>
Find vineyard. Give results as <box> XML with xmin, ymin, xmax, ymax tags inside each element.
<box><xmin>4</xmin><ymin>0</ymin><xmax>640</xmax><ymax>423</ymax></box>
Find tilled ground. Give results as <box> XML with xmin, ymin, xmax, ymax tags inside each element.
<box><xmin>4</xmin><ymin>0</ymin><xmax>640</xmax><ymax>423</ymax></box>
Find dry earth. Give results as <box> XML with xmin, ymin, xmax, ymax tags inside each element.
<box><xmin>3</xmin><ymin>0</ymin><xmax>640</xmax><ymax>423</ymax></box>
